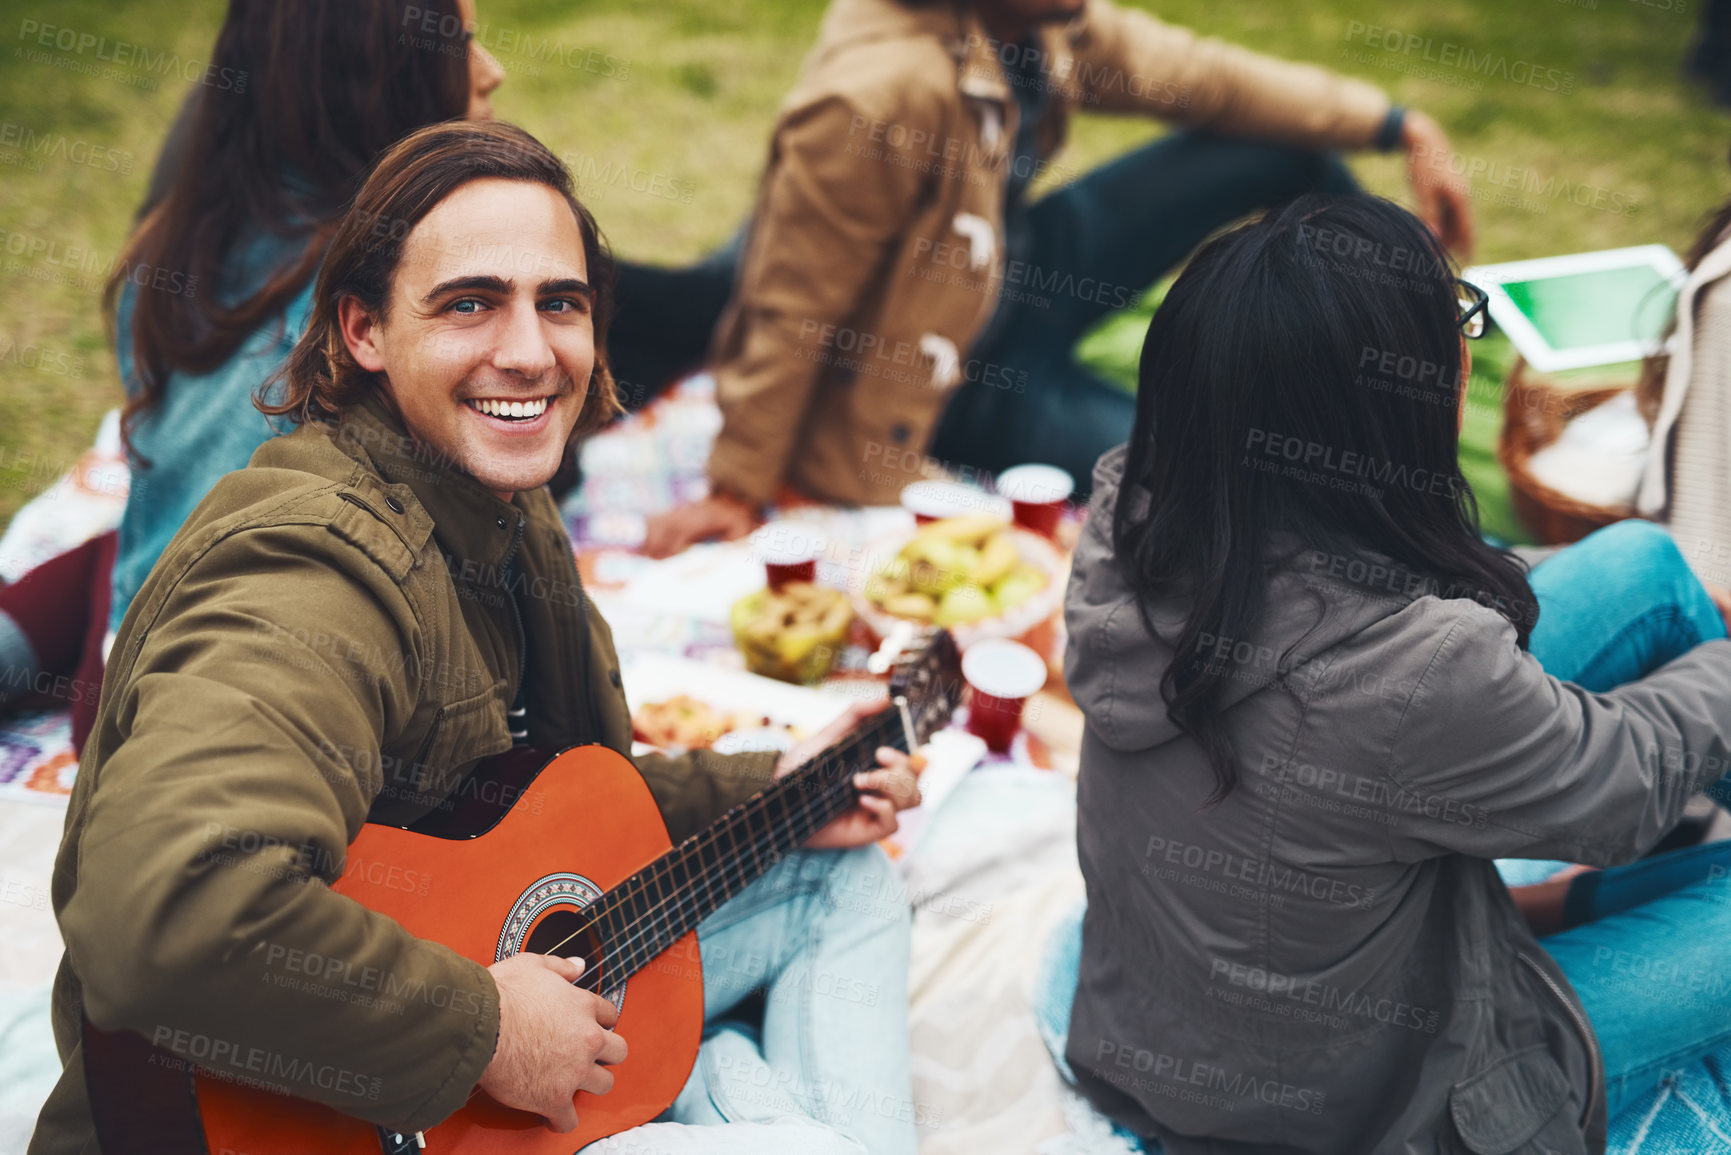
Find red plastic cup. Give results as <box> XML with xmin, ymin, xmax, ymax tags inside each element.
<box><xmin>996</xmin><ymin>464</ymin><xmax>1074</xmax><ymax>540</ymax></box>
<box><xmin>766</xmin><ymin>559</ymin><xmax>816</xmax><ymax>589</ymax></box>
<box><xmin>900</xmin><ymin>480</ymin><xmax>1011</xmax><ymax>526</ymax></box>
<box><xmin>752</xmin><ymin>523</ymin><xmax>822</xmax><ymax>591</ymax></box>
<box><xmin>961</xmin><ymin>639</ymin><xmax>1048</xmax><ymax>754</ymax></box>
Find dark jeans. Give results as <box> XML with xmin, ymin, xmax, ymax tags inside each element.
<box><xmin>608</xmin><ymin>240</ymin><xmax>741</xmax><ymax>415</ymax></box>
<box><xmin>608</xmin><ymin>130</ymin><xmax>1358</xmax><ymax>496</ymax></box>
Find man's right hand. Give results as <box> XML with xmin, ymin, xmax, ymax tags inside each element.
<box><xmin>641</xmin><ymin>490</ymin><xmax>760</xmax><ymax>559</ymax></box>
<box><xmin>479</xmin><ymin>953</ymin><xmax>627</xmax><ymax>1133</ymax></box>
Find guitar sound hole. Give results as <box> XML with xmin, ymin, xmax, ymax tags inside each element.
<box><xmin>525</xmin><ymin>910</ymin><xmax>607</xmax><ymax>993</ymax></box>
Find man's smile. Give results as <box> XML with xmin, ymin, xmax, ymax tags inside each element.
<box><xmin>464</xmin><ymin>395</ymin><xmax>552</xmax><ymax>422</ymax></box>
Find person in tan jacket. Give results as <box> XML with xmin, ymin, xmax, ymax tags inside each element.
<box><xmin>32</xmin><ymin>121</ymin><xmax>924</xmax><ymax>1155</ymax></box>
<box><xmin>638</xmin><ymin>0</ymin><xmax>1474</xmax><ymax>557</ymax></box>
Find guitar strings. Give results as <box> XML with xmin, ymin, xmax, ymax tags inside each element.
<box><xmin>538</xmin><ymin>713</ymin><xmax>906</xmax><ymax>970</ymax></box>
<box><xmin>548</xmin><ymin>717</ymin><xmax>898</xmax><ymax>972</ymax></box>
<box><xmin>585</xmin><ymin>774</ymin><xmax>858</xmax><ymax>980</ymax></box>
<box><xmin>547</xmin><ymin>657</ymin><xmax>957</xmax><ymax>974</ymax></box>
<box><xmin>598</xmin><ymin>753</ymin><xmax>877</xmax><ymax>970</ymax></box>
<box><xmin>553</xmin><ymin>771</ymin><xmax>856</xmax><ymax>978</ymax></box>
<box><xmin>587</xmin><ymin>695</ymin><xmax>954</xmax><ymax>972</ymax></box>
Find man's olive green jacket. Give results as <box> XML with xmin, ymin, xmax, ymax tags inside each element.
<box><xmin>30</xmin><ymin>399</ymin><xmax>777</xmax><ymax>1153</ymax></box>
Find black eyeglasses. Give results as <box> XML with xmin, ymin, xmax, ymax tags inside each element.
<box><xmin>1456</xmin><ymin>279</ymin><xmax>1489</xmax><ymax>340</ymax></box>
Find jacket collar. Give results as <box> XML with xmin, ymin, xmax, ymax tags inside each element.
<box><xmin>954</xmin><ymin>8</ymin><xmax>1012</xmax><ymax>104</ymax></box>
<box><xmin>815</xmin><ymin>0</ymin><xmax>1013</xmax><ymax>103</ymax></box>
<box><xmin>331</xmin><ymin>395</ymin><xmax>530</xmax><ymax>575</ymax></box>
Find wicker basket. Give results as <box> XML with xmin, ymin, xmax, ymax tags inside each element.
<box><xmin>1497</xmin><ymin>357</ymin><xmax>1634</xmax><ymax>544</ymax></box>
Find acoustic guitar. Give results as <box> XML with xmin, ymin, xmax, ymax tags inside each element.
<box><xmin>82</xmin><ymin>629</ymin><xmax>963</xmax><ymax>1154</ymax></box>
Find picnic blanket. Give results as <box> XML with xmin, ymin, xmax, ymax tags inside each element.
<box><xmin>0</xmin><ymin>383</ymin><xmax>1716</xmax><ymax>1153</ymax></box>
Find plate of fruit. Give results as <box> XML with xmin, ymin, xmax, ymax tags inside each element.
<box><xmin>854</xmin><ymin>514</ymin><xmax>1065</xmax><ymax>648</ymax></box>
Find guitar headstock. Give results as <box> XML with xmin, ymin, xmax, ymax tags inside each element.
<box><xmin>887</xmin><ymin>628</ymin><xmax>964</xmax><ymax>746</ymax></box>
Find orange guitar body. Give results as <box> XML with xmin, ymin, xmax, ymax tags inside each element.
<box><xmin>187</xmin><ymin>745</ymin><xmax>701</xmax><ymax>1153</ymax></box>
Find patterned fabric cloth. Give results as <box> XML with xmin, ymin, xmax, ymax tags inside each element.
<box><xmin>0</xmin><ymin>410</ymin><xmax>128</xmax><ymax>806</ymax></box>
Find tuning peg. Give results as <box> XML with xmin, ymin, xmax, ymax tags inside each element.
<box><xmin>867</xmin><ymin>621</ymin><xmax>921</xmax><ymax>675</ymax></box>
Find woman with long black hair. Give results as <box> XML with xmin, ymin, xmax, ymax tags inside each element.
<box><xmin>1054</xmin><ymin>194</ymin><xmax>1731</xmax><ymax>1153</ymax></box>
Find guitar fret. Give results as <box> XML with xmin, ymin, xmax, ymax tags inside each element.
<box><xmin>740</xmin><ymin>801</ymin><xmax>768</xmax><ymax>884</ymax></box>
<box><xmin>645</xmin><ymin>859</ymin><xmax>669</xmax><ymax>949</ymax></box>
<box><xmin>598</xmin><ymin>889</ymin><xmax>630</xmax><ymax>975</ymax></box>
<box><xmin>636</xmin><ymin>841</ymin><xmax>717</xmax><ymax>969</ymax></box>
<box><xmin>716</xmin><ymin>812</ymin><xmax>748</xmax><ymax>907</ymax></box>
<box><xmin>666</xmin><ymin>844</ymin><xmax>702</xmax><ymax>940</ymax></box>
<box><xmin>618</xmin><ymin>881</ymin><xmax>649</xmax><ymax>978</ymax></box>
<box><xmin>792</xmin><ymin>786</ymin><xmax>822</xmax><ymax>844</ymax></box>
<box><xmin>665</xmin><ymin>846</ymin><xmax>691</xmax><ymax>921</ymax></box>
<box><xmin>650</xmin><ymin>854</ymin><xmax>686</xmax><ymax>957</ymax></box>
<box><xmin>764</xmin><ymin>783</ymin><xmax>794</xmax><ymax>857</ymax></box>
<box><xmin>693</xmin><ymin>831</ymin><xmax>722</xmax><ymax>912</ymax></box>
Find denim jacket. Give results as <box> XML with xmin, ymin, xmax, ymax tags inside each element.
<box><xmin>109</xmin><ymin>232</ymin><xmax>315</xmax><ymax>632</ymax></box>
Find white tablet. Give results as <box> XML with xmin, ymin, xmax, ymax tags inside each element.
<box><xmin>1463</xmin><ymin>245</ymin><xmax>1684</xmax><ymax>373</ymax></box>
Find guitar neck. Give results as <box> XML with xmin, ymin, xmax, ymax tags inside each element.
<box><xmin>578</xmin><ymin>710</ymin><xmax>909</xmax><ymax>987</ymax></box>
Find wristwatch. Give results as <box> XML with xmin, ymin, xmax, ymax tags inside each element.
<box><xmin>1375</xmin><ymin>106</ymin><xmax>1408</xmax><ymax>152</ymax></box>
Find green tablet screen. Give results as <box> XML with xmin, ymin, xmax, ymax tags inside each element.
<box><xmin>1500</xmin><ymin>265</ymin><xmax>1674</xmax><ymax>351</ymax></box>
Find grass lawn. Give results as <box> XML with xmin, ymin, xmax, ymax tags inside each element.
<box><xmin>2</xmin><ymin>0</ymin><xmax>1727</xmax><ymax>535</ymax></box>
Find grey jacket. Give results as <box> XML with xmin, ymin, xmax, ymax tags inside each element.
<box><xmin>1062</xmin><ymin>445</ymin><xmax>1731</xmax><ymax>1154</ymax></box>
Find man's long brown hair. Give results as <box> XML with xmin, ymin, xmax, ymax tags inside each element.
<box><xmin>263</xmin><ymin>120</ymin><xmax>621</xmax><ymax>439</ymax></box>
<box><xmin>108</xmin><ymin>0</ymin><xmax>471</xmax><ymax>456</ymax></box>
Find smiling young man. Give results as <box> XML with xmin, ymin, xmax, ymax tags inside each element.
<box><xmin>31</xmin><ymin>121</ymin><xmax>921</xmax><ymax>1155</ymax></box>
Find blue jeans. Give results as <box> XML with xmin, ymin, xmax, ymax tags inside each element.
<box><xmin>1512</xmin><ymin>520</ymin><xmax>1731</xmax><ymax>1123</ymax></box>
<box><xmin>584</xmin><ymin>846</ymin><xmax>916</xmax><ymax>1155</ymax></box>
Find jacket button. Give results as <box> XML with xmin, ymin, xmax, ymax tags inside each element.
<box><xmin>496</xmin><ymin>516</ymin><xmax>508</xmax><ymax>529</ymax></box>
<box><xmin>609</xmin><ymin>668</ymin><xmax>622</xmax><ymax>689</ymax></box>
<box><xmin>385</xmin><ymin>496</ymin><xmax>404</xmax><ymax>514</ymax></box>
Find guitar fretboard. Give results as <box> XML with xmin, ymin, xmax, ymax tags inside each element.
<box><xmin>570</xmin><ymin>711</ymin><xmax>908</xmax><ymax>987</ymax></box>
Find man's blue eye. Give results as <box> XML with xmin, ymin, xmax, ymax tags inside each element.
<box><xmin>452</xmin><ymin>299</ymin><xmax>480</xmax><ymax>314</ymax></box>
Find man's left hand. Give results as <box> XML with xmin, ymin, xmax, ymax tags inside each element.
<box><xmin>1401</xmin><ymin>110</ymin><xmax>1475</xmax><ymax>260</ymax></box>
<box><xmin>774</xmin><ymin>700</ymin><xmax>926</xmax><ymax>849</ymax></box>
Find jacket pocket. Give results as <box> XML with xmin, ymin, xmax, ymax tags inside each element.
<box><xmin>1449</xmin><ymin>1045</ymin><xmax>1585</xmax><ymax>1155</ymax></box>
<box><xmin>409</xmin><ymin>689</ymin><xmax>512</xmax><ymax>805</ymax></box>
